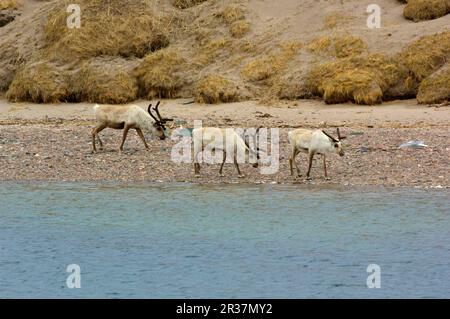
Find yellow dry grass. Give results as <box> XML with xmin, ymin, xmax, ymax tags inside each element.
<box><xmin>6</xmin><ymin>62</ymin><xmax>68</xmax><ymax>103</ymax></box>
<box><xmin>404</xmin><ymin>0</ymin><xmax>449</xmax><ymax>22</ymax></box>
<box><xmin>229</xmin><ymin>20</ymin><xmax>250</xmax><ymax>38</ymax></box>
<box><xmin>134</xmin><ymin>48</ymin><xmax>186</xmax><ymax>99</ymax></box>
<box><xmin>71</xmin><ymin>63</ymin><xmax>139</xmax><ymax>104</ymax></box>
<box><xmin>192</xmin><ymin>37</ymin><xmax>229</xmax><ymax>66</ymax></box>
<box><xmin>323</xmin><ymin>12</ymin><xmax>354</xmax><ymax>29</ymax></box>
<box><xmin>218</xmin><ymin>4</ymin><xmax>245</xmax><ymax>24</ymax></box>
<box><xmin>0</xmin><ymin>0</ymin><xmax>19</xmax><ymax>10</ymax></box>
<box><xmin>43</xmin><ymin>0</ymin><xmax>170</xmax><ymax>62</ymax></box>
<box><xmin>307</xmin><ymin>35</ymin><xmax>366</xmax><ymax>57</ymax></box>
<box><xmin>322</xmin><ymin>70</ymin><xmax>383</xmax><ymax>105</ymax></box>
<box><xmin>396</xmin><ymin>31</ymin><xmax>450</xmax><ymax>81</ymax></box>
<box><xmin>306</xmin><ymin>54</ymin><xmax>407</xmax><ymax>105</ymax></box>
<box><xmin>173</xmin><ymin>0</ymin><xmax>207</xmax><ymax>9</ymax></box>
<box><xmin>306</xmin><ymin>36</ymin><xmax>332</xmax><ymax>54</ymax></box>
<box><xmin>334</xmin><ymin>35</ymin><xmax>367</xmax><ymax>58</ymax></box>
<box><xmin>241</xmin><ymin>42</ymin><xmax>301</xmax><ymax>82</ymax></box>
<box><xmin>195</xmin><ymin>74</ymin><xmax>239</xmax><ymax>104</ymax></box>
<box><xmin>417</xmin><ymin>64</ymin><xmax>450</xmax><ymax>104</ymax></box>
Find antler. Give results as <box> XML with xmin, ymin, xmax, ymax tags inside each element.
<box><xmin>147</xmin><ymin>104</ymin><xmax>160</xmax><ymax>124</ymax></box>
<box><xmin>153</xmin><ymin>101</ymin><xmax>173</xmax><ymax>124</ymax></box>
<box><xmin>336</xmin><ymin>128</ymin><xmax>347</xmax><ymax>140</ymax></box>
<box><xmin>322</xmin><ymin>130</ymin><xmax>338</xmax><ymax>143</ymax></box>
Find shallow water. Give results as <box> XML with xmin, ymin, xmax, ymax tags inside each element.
<box><xmin>0</xmin><ymin>183</ymin><xmax>449</xmax><ymax>298</ymax></box>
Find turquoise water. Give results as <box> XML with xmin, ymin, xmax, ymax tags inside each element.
<box><xmin>0</xmin><ymin>183</ymin><xmax>449</xmax><ymax>298</ymax></box>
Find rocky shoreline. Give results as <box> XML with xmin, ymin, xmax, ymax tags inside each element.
<box><xmin>0</xmin><ymin>120</ymin><xmax>448</xmax><ymax>188</ymax></box>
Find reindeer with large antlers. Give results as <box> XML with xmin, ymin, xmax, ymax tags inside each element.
<box><xmin>91</xmin><ymin>101</ymin><xmax>173</xmax><ymax>153</ymax></box>
<box><xmin>288</xmin><ymin>128</ymin><xmax>346</xmax><ymax>180</ymax></box>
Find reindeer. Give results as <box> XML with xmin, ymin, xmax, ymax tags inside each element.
<box><xmin>192</xmin><ymin>127</ymin><xmax>261</xmax><ymax>177</ymax></box>
<box><xmin>288</xmin><ymin>128</ymin><xmax>346</xmax><ymax>180</ymax></box>
<box><xmin>91</xmin><ymin>101</ymin><xmax>173</xmax><ymax>153</ymax></box>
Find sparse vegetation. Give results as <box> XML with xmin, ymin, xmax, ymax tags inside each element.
<box><xmin>6</xmin><ymin>62</ymin><xmax>68</xmax><ymax>103</ymax></box>
<box><xmin>44</xmin><ymin>0</ymin><xmax>170</xmax><ymax>62</ymax></box>
<box><xmin>72</xmin><ymin>63</ymin><xmax>139</xmax><ymax>104</ymax></box>
<box><xmin>417</xmin><ymin>64</ymin><xmax>450</xmax><ymax>104</ymax></box>
<box><xmin>305</xmin><ymin>54</ymin><xmax>407</xmax><ymax>105</ymax></box>
<box><xmin>403</xmin><ymin>0</ymin><xmax>449</xmax><ymax>22</ymax></box>
<box><xmin>218</xmin><ymin>4</ymin><xmax>245</xmax><ymax>24</ymax></box>
<box><xmin>241</xmin><ymin>42</ymin><xmax>301</xmax><ymax>82</ymax></box>
<box><xmin>323</xmin><ymin>12</ymin><xmax>354</xmax><ymax>29</ymax></box>
<box><xmin>134</xmin><ymin>48</ymin><xmax>186</xmax><ymax>99</ymax></box>
<box><xmin>195</xmin><ymin>74</ymin><xmax>239</xmax><ymax>103</ymax></box>
<box><xmin>0</xmin><ymin>0</ymin><xmax>18</xmax><ymax>10</ymax></box>
<box><xmin>1</xmin><ymin>0</ymin><xmax>449</xmax><ymax>106</ymax></box>
<box><xmin>229</xmin><ymin>20</ymin><xmax>250</xmax><ymax>38</ymax></box>
<box><xmin>307</xmin><ymin>35</ymin><xmax>366</xmax><ymax>57</ymax></box>
<box><xmin>396</xmin><ymin>31</ymin><xmax>450</xmax><ymax>81</ymax></box>
<box><xmin>173</xmin><ymin>0</ymin><xmax>207</xmax><ymax>9</ymax></box>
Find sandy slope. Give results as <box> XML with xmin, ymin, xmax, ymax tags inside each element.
<box><xmin>1</xmin><ymin>97</ymin><xmax>449</xmax><ymax>128</ymax></box>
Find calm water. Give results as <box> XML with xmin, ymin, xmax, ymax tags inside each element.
<box><xmin>0</xmin><ymin>183</ymin><xmax>449</xmax><ymax>298</ymax></box>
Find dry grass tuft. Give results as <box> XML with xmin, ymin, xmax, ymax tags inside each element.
<box><xmin>241</xmin><ymin>42</ymin><xmax>301</xmax><ymax>82</ymax></box>
<box><xmin>43</xmin><ymin>0</ymin><xmax>171</xmax><ymax>62</ymax></box>
<box><xmin>173</xmin><ymin>0</ymin><xmax>207</xmax><ymax>9</ymax></box>
<box><xmin>396</xmin><ymin>31</ymin><xmax>450</xmax><ymax>81</ymax></box>
<box><xmin>195</xmin><ymin>74</ymin><xmax>239</xmax><ymax>104</ymax></box>
<box><xmin>71</xmin><ymin>63</ymin><xmax>138</xmax><ymax>104</ymax></box>
<box><xmin>134</xmin><ymin>48</ymin><xmax>186</xmax><ymax>99</ymax></box>
<box><xmin>229</xmin><ymin>20</ymin><xmax>250</xmax><ymax>38</ymax></box>
<box><xmin>307</xmin><ymin>35</ymin><xmax>366</xmax><ymax>57</ymax></box>
<box><xmin>193</xmin><ymin>37</ymin><xmax>229</xmax><ymax>66</ymax></box>
<box><xmin>403</xmin><ymin>0</ymin><xmax>449</xmax><ymax>22</ymax></box>
<box><xmin>306</xmin><ymin>54</ymin><xmax>407</xmax><ymax>105</ymax></box>
<box><xmin>323</xmin><ymin>12</ymin><xmax>354</xmax><ymax>29</ymax></box>
<box><xmin>322</xmin><ymin>70</ymin><xmax>383</xmax><ymax>105</ymax></box>
<box><xmin>6</xmin><ymin>62</ymin><xmax>68</xmax><ymax>103</ymax></box>
<box><xmin>417</xmin><ymin>64</ymin><xmax>450</xmax><ymax>104</ymax></box>
<box><xmin>0</xmin><ymin>0</ymin><xmax>19</xmax><ymax>10</ymax></box>
<box><xmin>306</xmin><ymin>36</ymin><xmax>332</xmax><ymax>54</ymax></box>
<box><xmin>218</xmin><ymin>4</ymin><xmax>245</xmax><ymax>24</ymax></box>
<box><xmin>334</xmin><ymin>35</ymin><xmax>367</xmax><ymax>58</ymax></box>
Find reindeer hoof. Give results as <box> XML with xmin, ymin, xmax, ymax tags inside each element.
<box><xmin>195</xmin><ymin>174</ymin><xmax>201</xmax><ymax>178</ymax></box>
<box><xmin>238</xmin><ymin>174</ymin><xmax>245</xmax><ymax>178</ymax></box>
<box><xmin>306</xmin><ymin>177</ymin><xmax>312</xmax><ymax>181</ymax></box>
<box><xmin>219</xmin><ymin>173</ymin><xmax>224</xmax><ymax>177</ymax></box>
<box><xmin>325</xmin><ymin>177</ymin><xmax>331</xmax><ymax>181</ymax></box>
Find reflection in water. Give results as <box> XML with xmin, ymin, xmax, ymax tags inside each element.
<box><xmin>0</xmin><ymin>183</ymin><xmax>449</xmax><ymax>298</ymax></box>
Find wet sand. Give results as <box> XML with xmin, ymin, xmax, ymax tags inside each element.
<box><xmin>0</xmin><ymin>98</ymin><xmax>449</xmax><ymax>187</ymax></box>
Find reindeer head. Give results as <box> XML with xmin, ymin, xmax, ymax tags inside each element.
<box><xmin>322</xmin><ymin>128</ymin><xmax>346</xmax><ymax>157</ymax></box>
<box><xmin>148</xmin><ymin>101</ymin><xmax>174</xmax><ymax>140</ymax></box>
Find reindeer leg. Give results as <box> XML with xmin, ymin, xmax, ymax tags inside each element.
<box><xmin>97</xmin><ymin>135</ymin><xmax>104</xmax><ymax>149</ymax></box>
<box><xmin>323</xmin><ymin>155</ymin><xmax>330</xmax><ymax>180</ymax></box>
<box><xmin>306</xmin><ymin>151</ymin><xmax>315</xmax><ymax>181</ymax></box>
<box><xmin>91</xmin><ymin>124</ymin><xmax>106</xmax><ymax>153</ymax></box>
<box><xmin>289</xmin><ymin>146</ymin><xmax>295</xmax><ymax>176</ymax></box>
<box><xmin>294</xmin><ymin>149</ymin><xmax>302</xmax><ymax>177</ymax></box>
<box><xmin>136</xmin><ymin>128</ymin><xmax>149</xmax><ymax>150</ymax></box>
<box><xmin>96</xmin><ymin>125</ymin><xmax>106</xmax><ymax>150</ymax></box>
<box><xmin>119</xmin><ymin>125</ymin><xmax>131</xmax><ymax>153</ymax></box>
<box><xmin>219</xmin><ymin>151</ymin><xmax>226</xmax><ymax>177</ymax></box>
<box><xmin>234</xmin><ymin>155</ymin><xmax>244</xmax><ymax>178</ymax></box>
<box><xmin>193</xmin><ymin>146</ymin><xmax>201</xmax><ymax>177</ymax></box>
